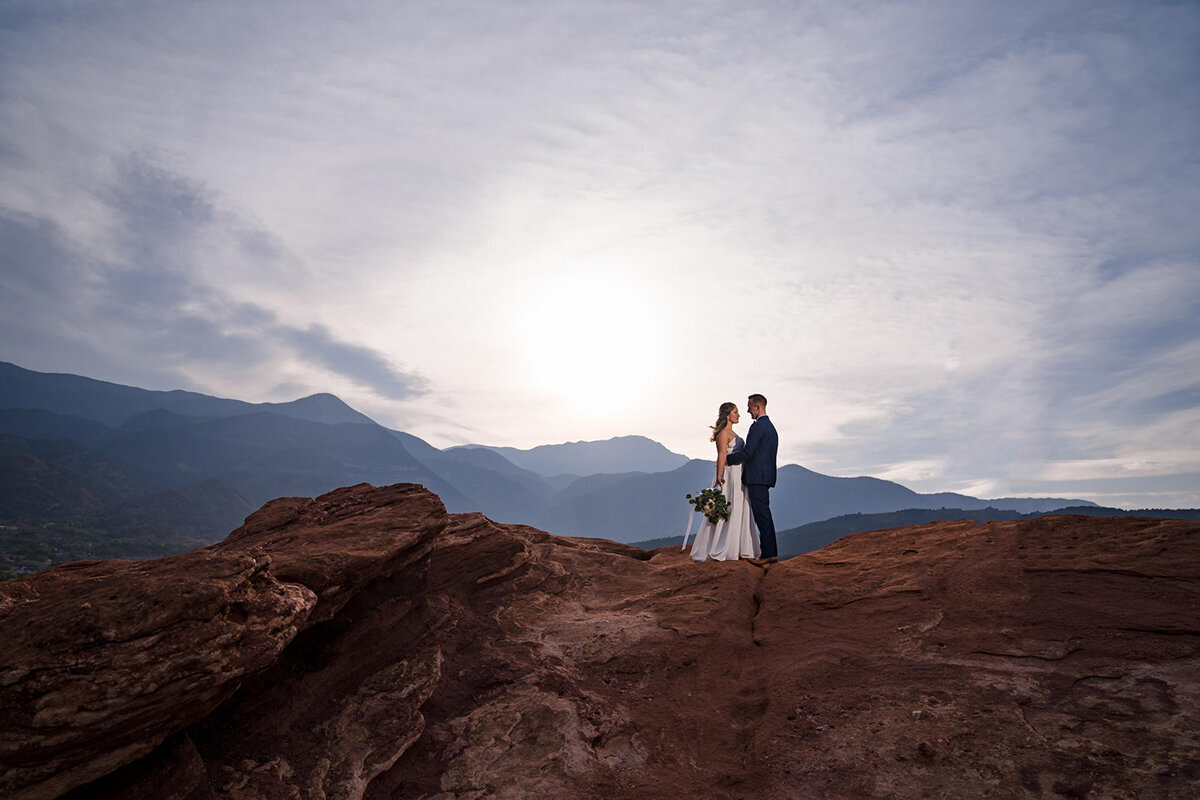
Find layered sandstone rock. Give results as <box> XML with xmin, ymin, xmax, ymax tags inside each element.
<box><xmin>748</xmin><ymin>515</ymin><xmax>1200</xmax><ymax>798</ymax></box>
<box><xmin>0</xmin><ymin>484</ymin><xmax>444</xmax><ymax>800</ymax></box>
<box><xmin>2</xmin><ymin>484</ymin><xmax>1197</xmax><ymax>799</ymax></box>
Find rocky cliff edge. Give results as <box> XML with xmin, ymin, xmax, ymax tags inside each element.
<box><xmin>1</xmin><ymin>483</ymin><xmax>1198</xmax><ymax>799</ymax></box>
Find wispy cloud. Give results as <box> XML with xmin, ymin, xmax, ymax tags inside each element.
<box><xmin>0</xmin><ymin>0</ymin><xmax>1197</xmax><ymax>506</ymax></box>
<box><xmin>0</xmin><ymin>153</ymin><xmax>427</xmax><ymax>402</ymax></box>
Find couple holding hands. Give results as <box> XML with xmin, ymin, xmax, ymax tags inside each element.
<box><xmin>689</xmin><ymin>393</ymin><xmax>779</xmax><ymax>566</ymax></box>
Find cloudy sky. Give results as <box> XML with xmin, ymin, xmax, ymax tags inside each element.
<box><xmin>1</xmin><ymin>0</ymin><xmax>1197</xmax><ymax>507</ymax></box>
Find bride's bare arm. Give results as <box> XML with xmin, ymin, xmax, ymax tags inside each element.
<box><xmin>714</xmin><ymin>429</ymin><xmax>733</xmax><ymax>485</ymax></box>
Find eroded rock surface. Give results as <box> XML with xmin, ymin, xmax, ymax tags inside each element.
<box><xmin>372</xmin><ymin>513</ymin><xmax>1200</xmax><ymax>800</ymax></box>
<box><xmin>749</xmin><ymin>515</ymin><xmax>1200</xmax><ymax>798</ymax></box>
<box><xmin>0</xmin><ymin>483</ymin><xmax>444</xmax><ymax>800</ymax></box>
<box><xmin>2</xmin><ymin>485</ymin><xmax>1198</xmax><ymax>799</ymax></box>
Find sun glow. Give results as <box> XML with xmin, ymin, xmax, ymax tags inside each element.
<box><xmin>515</xmin><ymin>271</ymin><xmax>661</xmax><ymax>415</ymax></box>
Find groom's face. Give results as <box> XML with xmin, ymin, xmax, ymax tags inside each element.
<box><xmin>748</xmin><ymin>401</ymin><xmax>763</xmax><ymax>419</ymax></box>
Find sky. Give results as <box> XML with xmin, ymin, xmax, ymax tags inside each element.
<box><xmin>1</xmin><ymin>0</ymin><xmax>1198</xmax><ymax>508</ymax></box>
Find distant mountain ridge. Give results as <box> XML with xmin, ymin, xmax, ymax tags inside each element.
<box><xmin>535</xmin><ymin>459</ymin><xmax>1098</xmax><ymax>543</ymax></box>
<box><xmin>450</xmin><ymin>435</ymin><xmax>689</xmax><ymax>477</ymax></box>
<box><xmin>0</xmin><ymin>361</ymin><xmax>374</xmax><ymax>427</ymax></box>
<box><xmin>0</xmin><ymin>361</ymin><xmax>1111</xmax><ymax>573</ymax></box>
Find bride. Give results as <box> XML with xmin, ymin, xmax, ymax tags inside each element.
<box><xmin>689</xmin><ymin>401</ymin><xmax>759</xmax><ymax>562</ymax></box>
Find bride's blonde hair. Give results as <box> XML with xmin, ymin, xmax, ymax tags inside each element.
<box><xmin>710</xmin><ymin>401</ymin><xmax>737</xmax><ymax>442</ymax></box>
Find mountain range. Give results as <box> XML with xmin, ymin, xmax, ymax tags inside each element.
<box><xmin>0</xmin><ymin>360</ymin><xmax>1112</xmax><ymax>573</ymax></box>
<box><xmin>449</xmin><ymin>437</ymin><xmax>689</xmax><ymax>479</ymax></box>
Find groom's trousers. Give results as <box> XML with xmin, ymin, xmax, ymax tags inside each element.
<box><xmin>746</xmin><ymin>484</ymin><xmax>777</xmax><ymax>559</ymax></box>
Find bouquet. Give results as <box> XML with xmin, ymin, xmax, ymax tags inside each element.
<box><xmin>685</xmin><ymin>487</ymin><xmax>732</xmax><ymax>524</ymax></box>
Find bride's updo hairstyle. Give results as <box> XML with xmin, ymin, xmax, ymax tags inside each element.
<box><xmin>710</xmin><ymin>401</ymin><xmax>737</xmax><ymax>442</ymax></box>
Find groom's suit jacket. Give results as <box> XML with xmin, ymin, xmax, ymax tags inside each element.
<box><xmin>725</xmin><ymin>414</ymin><xmax>778</xmax><ymax>487</ymax></box>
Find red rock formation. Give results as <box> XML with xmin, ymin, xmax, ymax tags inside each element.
<box><xmin>749</xmin><ymin>515</ymin><xmax>1200</xmax><ymax>798</ymax></box>
<box><xmin>2</xmin><ymin>484</ymin><xmax>1197</xmax><ymax>799</ymax></box>
<box><xmin>0</xmin><ymin>484</ymin><xmax>443</xmax><ymax>800</ymax></box>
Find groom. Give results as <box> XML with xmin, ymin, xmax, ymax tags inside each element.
<box><xmin>724</xmin><ymin>393</ymin><xmax>778</xmax><ymax>566</ymax></box>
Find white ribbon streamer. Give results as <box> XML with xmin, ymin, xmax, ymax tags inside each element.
<box><xmin>681</xmin><ymin>507</ymin><xmax>699</xmax><ymax>550</ymax></box>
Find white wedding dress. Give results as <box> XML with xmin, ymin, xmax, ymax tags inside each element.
<box><xmin>689</xmin><ymin>433</ymin><xmax>760</xmax><ymax>562</ymax></box>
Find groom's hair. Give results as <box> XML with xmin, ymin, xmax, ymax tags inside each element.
<box><xmin>748</xmin><ymin>393</ymin><xmax>767</xmax><ymax>407</ymax></box>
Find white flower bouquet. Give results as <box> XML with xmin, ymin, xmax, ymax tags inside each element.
<box><xmin>685</xmin><ymin>487</ymin><xmax>732</xmax><ymax>524</ymax></box>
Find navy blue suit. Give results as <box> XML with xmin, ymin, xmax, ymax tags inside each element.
<box><xmin>725</xmin><ymin>414</ymin><xmax>779</xmax><ymax>558</ymax></box>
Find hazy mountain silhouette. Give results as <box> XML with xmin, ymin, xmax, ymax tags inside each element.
<box><xmin>541</xmin><ymin>460</ymin><xmax>1099</xmax><ymax>543</ymax></box>
<box><xmin>0</xmin><ymin>361</ymin><xmax>373</xmax><ymax>427</ymax></box>
<box><xmin>0</xmin><ymin>434</ymin><xmax>147</xmax><ymax>517</ymax></box>
<box><xmin>95</xmin><ymin>410</ymin><xmax>464</xmax><ymax>508</ymax></box>
<box><xmin>0</xmin><ymin>387</ymin><xmax>469</xmax><ymax>571</ymax></box>
<box><xmin>389</xmin><ymin>429</ymin><xmax>556</xmax><ymax>523</ymax></box>
<box><xmin>451</xmin><ymin>435</ymin><xmax>689</xmax><ymax>477</ymax></box>
<box><xmin>0</xmin><ymin>433</ymin><xmax>255</xmax><ymax>571</ymax></box>
<box><xmin>0</xmin><ymin>408</ymin><xmax>112</xmax><ymax>447</ymax></box>
<box><xmin>1</xmin><ymin>361</ymin><xmax>1108</xmax><ymax>570</ymax></box>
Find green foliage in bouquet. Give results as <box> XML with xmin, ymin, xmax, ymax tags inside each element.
<box><xmin>685</xmin><ymin>487</ymin><xmax>732</xmax><ymax>524</ymax></box>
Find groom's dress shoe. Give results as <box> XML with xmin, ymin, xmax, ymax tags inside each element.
<box><xmin>748</xmin><ymin>557</ymin><xmax>778</xmax><ymax>567</ymax></box>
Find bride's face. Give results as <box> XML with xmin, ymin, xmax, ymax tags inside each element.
<box><xmin>729</xmin><ymin>407</ymin><xmax>740</xmax><ymax>424</ymax></box>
